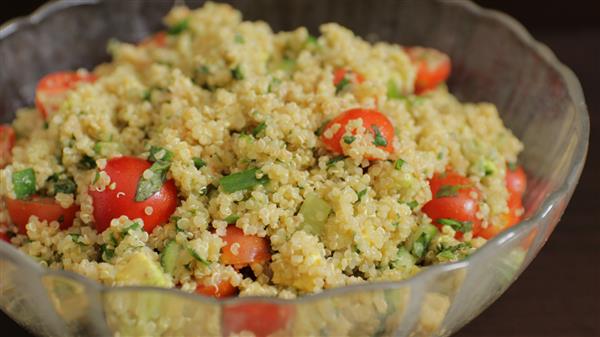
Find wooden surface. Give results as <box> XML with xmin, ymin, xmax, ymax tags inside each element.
<box><xmin>1</xmin><ymin>1</ymin><xmax>598</xmax><ymax>336</ymax></box>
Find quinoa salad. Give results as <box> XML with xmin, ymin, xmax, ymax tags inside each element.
<box><xmin>0</xmin><ymin>2</ymin><xmax>527</xmax><ymax>301</ymax></box>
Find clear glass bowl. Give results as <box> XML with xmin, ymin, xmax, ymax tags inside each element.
<box><xmin>0</xmin><ymin>1</ymin><xmax>589</xmax><ymax>336</ymax></box>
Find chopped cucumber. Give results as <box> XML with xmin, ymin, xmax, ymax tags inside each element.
<box><xmin>394</xmin><ymin>246</ymin><xmax>416</xmax><ymax>268</ymax></box>
<box><xmin>116</xmin><ymin>252</ymin><xmax>170</xmax><ymax>287</ymax></box>
<box><xmin>160</xmin><ymin>240</ymin><xmax>183</xmax><ymax>274</ymax></box>
<box><xmin>408</xmin><ymin>224</ymin><xmax>438</xmax><ymax>259</ymax></box>
<box><xmin>299</xmin><ymin>193</ymin><xmax>332</xmax><ymax>236</ymax></box>
<box><xmin>12</xmin><ymin>168</ymin><xmax>36</xmax><ymax>199</ymax></box>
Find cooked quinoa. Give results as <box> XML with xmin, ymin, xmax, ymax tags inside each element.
<box><xmin>0</xmin><ymin>2</ymin><xmax>523</xmax><ymax>299</ymax></box>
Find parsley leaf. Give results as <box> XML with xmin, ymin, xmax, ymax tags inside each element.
<box><xmin>437</xmin><ymin>218</ymin><xmax>473</xmax><ymax>233</ymax></box>
<box><xmin>356</xmin><ymin>188</ymin><xmax>368</xmax><ymax>201</ymax></box>
<box><xmin>224</xmin><ymin>214</ymin><xmax>240</xmax><ymax>224</ymax></box>
<box><xmin>231</xmin><ymin>65</ymin><xmax>245</xmax><ymax>80</ymax></box>
<box><xmin>78</xmin><ymin>155</ymin><xmax>97</xmax><ymax>170</ymax></box>
<box><xmin>394</xmin><ymin>159</ymin><xmax>406</xmax><ymax>170</ymax></box>
<box><xmin>435</xmin><ymin>184</ymin><xmax>470</xmax><ymax>198</ymax></box>
<box><xmin>252</xmin><ymin>122</ymin><xmax>267</xmax><ymax>137</ymax></box>
<box><xmin>343</xmin><ymin>135</ymin><xmax>356</xmax><ymax>144</ymax></box>
<box><xmin>167</xmin><ymin>18</ymin><xmax>189</xmax><ymax>35</ymax></box>
<box><xmin>335</xmin><ymin>77</ymin><xmax>351</xmax><ymax>94</ymax></box>
<box><xmin>372</xmin><ymin>125</ymin><xmax>388</xmax><ymax>147</ymax></box>
<box><xmin>326</xmin><ymin>155</ymin><xmax>347</xmax><ymax>167</ymax></box>
<box><xmin>193</xmin><ymin>157</ymin><xmax>206</xmax><ymax>169</ymax></box>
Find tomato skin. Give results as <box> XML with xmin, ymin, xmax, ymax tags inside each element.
<box><xmin>333</xmin><ymin>68</ymin><xmax>365</xmax><ymax>87</ymax></box>
<box><xmin>405</xmin><ymin>47</ymin><xmax>451</xmax><ymax>95</ymax></box>
<box><xmin>35</xmin><ymin>71</ymin><xmax>97</xmax><ymax>118</ymax></box>
<box><xmin>0</xmin><ymin>124</ymin><xmax>16</xmax><ymax>169</ymax></box>
<box><xmin>506</xmin><ymin>165</ymin><xmax>527</xmax><ymax>197</ymax></box>
<box><xmin>223</xmin><ymin>302</ymin><xmax>294</xmax><ymax>337</ymax></box>
<box><xmin>140</xmin><ymin>31</ymin><xmax>167</xmax><ymax>47</ymax></box>
<box><xmin>6</xmin><ymin>196</ymin><xmax>79</xmax><ymax>234</ymax></box>
<box><xmin>422</xmin><ymin>171</ymin><xmax>482</xmax><ymax>239</ymax></box>
<box><xmin>89</xmin><ymin>156</ymin><xmax>177</xmax><ymax>233</ymax></box>
<box><xmin>195</xmin><ymin>279</ymin><xmax>237</xmax><ymax>298</ymax></box>
<box><xmin>221</xmin><ymin>225</ymin><xmax>271</xmax><ymax>267</ymax></box>
<box><xmin>0</xmin><ymin>224</ymin><xmax>10</xmax><ymax>243</ymax></box>
<box><xmin>321</xmin><ymin>108</ymin><xmax>395</xmax><ymax>156</ymax></box>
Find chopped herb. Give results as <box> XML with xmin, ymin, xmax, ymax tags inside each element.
<box><xmin>252</xmin><ymin>122</ymin><xmax>267</xmax><ymax>137</ymax></box>
<box><xmin>109</xmin><ymin>233</ymin><xmax>118</xmax><ymax>246</ymax></box>
<box><xmin>387</xmin><ymin>79</ymin><xmax>404</xmax><ymax>99</ymax></box>
<box><xmin>405</xmin><ymin>200</ymin><xmax>419</xmax><ymax>210</ymax></box>
<box><xmin>280</xmin><ymin>57</ymin><xmax>296</xmax><ymax>72</ymax></box>
<box><xmin>356</xmin><ymin>188</ymin><xmax>368</xmax><ymax>201</ymax></box>
<box><xmin>53</xmin><ymin>177</ymin><xmax>77</xmax><ymax>194</ymax></box>
<box><xmin>148</xmin><ymin>146</ymin><xmax>173</xmax><ymax>162</ymax></box>
<box><xmin>411</xmin><ymin>224</ymin><xmax>438</xmax><ymax>258</ymax></box>
<box><xmin>224</xmin><ymin>214</ymin><xmax>240</xmax><ymax>224</ymax></box>
<box><xmin>135</xmin><ymin>160</ymin><xmax>171</xmax><ymax>201</ymax></box>
<box><xmin>231</xmin><ymin>65</ymin><xmax>244</xmax><ymax>80</ymax></box>
<box><xmin>69</xmin><ymin>233</ymin><xmax>87</xmax><ymax>246</ymax></box>
<box><xmin>437</xmin><ymin>218</ymin><xmax>473</xmax><ymax>233</ymax></box>
<box><xmin>315</xmin><ymin>120</ymin><xmax>330</xmax><ymax>136</ymax></box>
<box><xmin>93</xmin><ymin>172</ymin><xmax>100</xmax><ymax>184</ymax></box>
<box><xmin>193</xmin><ymin>157</ymin><xmax>206</xmax><ymax>169</ymax></box>
<box><xmin>12</xmin><ymin>168</ymin><xmax>36</xmax><ymax>199</ymax></box>
<box><xmin>437</xmin><ymin>152</ymin><xmax>444</xmax><ymax>160</ymax></box>
<box><xmin>198</xmin><ymin>65</ymin><xmax>210</xmax><ymax>74</ymax></box>
<box><xmin>326</xmin><ymin>155</ymin><xmax>347</xmax><ymax>167</ymax></box>
<box><xmin>306</xmin><ymin>34</ymin><xmax>318</xmax><ymax>46</ymax></box>
<box><xmin>142</xmin><ymin>89</ymin><xmax>152</xmax><ymax>102</ymax></box>
<box><xmin>391</xmin><ymin>222</ymin><xmax>399</xmax><ymax>227</ymax></box>
<box><xmin>507</xmin><ymin>161</ymin><xmax>518</xmax><ymax>171</ymax></box>
<box><xmin>187</xmin><ymin>247</ymin><xmax>210</xmax><ymax>266</ymax></box>
<box><xmin>43</xmin><ymin>121</ymin><xmax>49</xmax><ymax>129</ymax></box>
<box><xmin>394</xmin><ymin>159</ymin><xmax>406</xmax><ymax>170</ymax></box>
<box><xmin>170</xmin><ymin>216</ymin><xmax>181</xmax><ymax>223</ymax></box>
<box><xmin>99</xmin><ymin>244</ymin><xmax>114</xmax><ymax>261</ymax></box>
<box><xmin>335</xmin><ymin>77</ymin><xmax>351</xmax><ymax>94</ymax></box>
<box><xmin>219</xmin><ymin>168</ymin><xmax>270</xmax><ymax>193</ymax></box>
<box><xmin>372</xmin><ymin>125</ymin><xmax>388</xmax><ymax>147</ymax></box>
<box><xmin>435</xmin><ymin>184</ymin><xmax>469</xmax><ymax>198</ymax></box>
<box><xmin>267</xmin><ymin>78</ymin><xmax>282</xmax><ymax>93</ymax></box>
<box><xmin>436</xmin><ymin>243</ymin><xmax>471</xmax><ymax>260</ymax></box>
<box><xmin>234</xmin><ymin>33</ymin><xmax>245</xmax><ymax>44</ymax></box>
<box><xmin>78</xmin><ymin>155</ymin><xmax>96</xmax><ymax>170</ymax></box>
<box><xmin>121</xmin><ymin>222</ymin><xmax>142</xmax><ymax>237</ymax></box>
<box><xmin>167</xmin><ymin>18</ymin><xmax>189</xmax><ymax>35</ymax></box>
<box><xmin>343</xmin><ymin>135</ymin><xmax>356</xmax><ymax>144</ymax></box>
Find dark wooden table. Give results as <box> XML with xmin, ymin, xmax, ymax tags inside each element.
<box><xmin>1</xmin><ymin>1</ymin><xmax>598</xmax><ymax>336</ymax></box>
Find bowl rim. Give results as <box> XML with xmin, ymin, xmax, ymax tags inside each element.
<box><xmin>0</xmin><ymin>0</ymin><xmax>589</xmax><ymax>306</ymax></box>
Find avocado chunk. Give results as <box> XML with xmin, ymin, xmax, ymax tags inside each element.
<box><xmin>115</xmin><ymin>252</ymin><xmax>171</xmax><ymax>287</ymax></box>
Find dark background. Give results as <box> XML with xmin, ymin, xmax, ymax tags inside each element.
<box><xmin>1</xmin><ymin>1</ymin><xmax>598</xmax><ymax>336</ymax></box>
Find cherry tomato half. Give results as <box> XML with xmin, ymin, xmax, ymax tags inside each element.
<box><xmin>89</xmin><ymin>156</ymin><xmax>177</xmax><ymax>233</ymax></box>
<box><xmin>221</xmin><ymin>225</ymin><xmax>271</xmax><ymax>267</ymax></box>
<box><xmin>6</xmin><ymin>196</ymin><xmax>79</xmax><ymax>234</ymax></box>
<box><xmin>140</xmin><ymin>31</ymin><xmax>167</xmax><ymax>48</ymax></box>
<box><xmin>0</xmin><ymin>124</ymin><xmax>16</xmax><ymax>169</ymax></box>
<box><xmin>422</xmin><ymin>171</ymin><xmax>482</xmax><ymax>238</ymax></box>
<box><xmin>506</xmin><ymin>165</ymin><xmax>527</xmax><ymax>197</ymax></box>
<box><xmin>321</xmin><ymin>108</ymin><xmax>395</xmax><ymax>156</ymax></box>
<box><xmin>478</xmin><ymin>192</ymin><xmax>522</xmax><ymax>240</ymax></box>
<box><xmin>405</xmin><ymin>47</ymin><xmax>451</xmax><ymax>95</ymax></box>
<box><xmin>333</xmin><ymin>68</ymin><xmax>365</xmax><ymax>87</ymax></box>
<box><xmin>35</xmin><ymin>71</ymin><xmax>97</xmax><ymax>118</ymax></box>
<box><xmin>195</xmin><ymin>279</ymin><xmax>237</xmax><ymax>298</ymax></box>
<box><xmin>223</xmin><ymin>302</ymin><xmax>295</xmax><ymax>337</ymax></box>
<box><xmin>0</xmin><ymin>224</ymin><xmax>10</xmax><ymax>243</ymax></box>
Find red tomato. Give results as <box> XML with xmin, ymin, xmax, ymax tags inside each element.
<box><xmin>0</xmin><ymin>124</ymin><xmax>16</xmax><ymax>169</ymax></box>
<box><xmin>89</xmin><ymin>156</ymin><xmax>177</xmax><ymax>233</ymax></box>
<box><xmin>321</xmin><ymin>108</ymin><xmax>395</xmax><ymax>156</ymax></box>
<box><xmin>405</xmin><ymin>47</ymin><xmax>451</xmax><ymax>94</ymax></box>
<box><xmin>140</xmin><ymin>31</ymin><xmax>167</xmax><ymax>48</ymax></box>
<box><xmin>333</xmin><ymin>68</ymin><xmax>365</xmax><ymax>87</ymax></box>
<box><xmin>506</xmin><ymin>165</ymin><xmax>527</xmax><ymax>197</ymax></box>
<box><xmin>195</xmin><ymin>279</ymin><xmax>237</xmax><ymax>298</ymax></box>
<box><xmin>223</xmin><ymin>302</ymin><xmax>294</xmax><ymax>337</ymax></box>
<box><xmin>422</xmin><ymin>171</ymin><xmax>482</xmax><ymax>239</ymax></box>
<box><xmin>6</xmin><ymin>196</ymin><xmax>79</xmax><ymax>234</ymax></box>
<box><xmin>221</xmin><ymin>225</ymin><xmax>271</xmax><ymax>267</ymax></box>
<box><xmin>35</xmin><ymin>71</ymin><xmax>97</xmax><ymax>118</ymax></box>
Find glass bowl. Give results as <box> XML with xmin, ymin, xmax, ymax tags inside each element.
<box><xmin>0</xmin><ymin>0</ymin><xmax>588</xmax><ymax>336</ymax></box>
